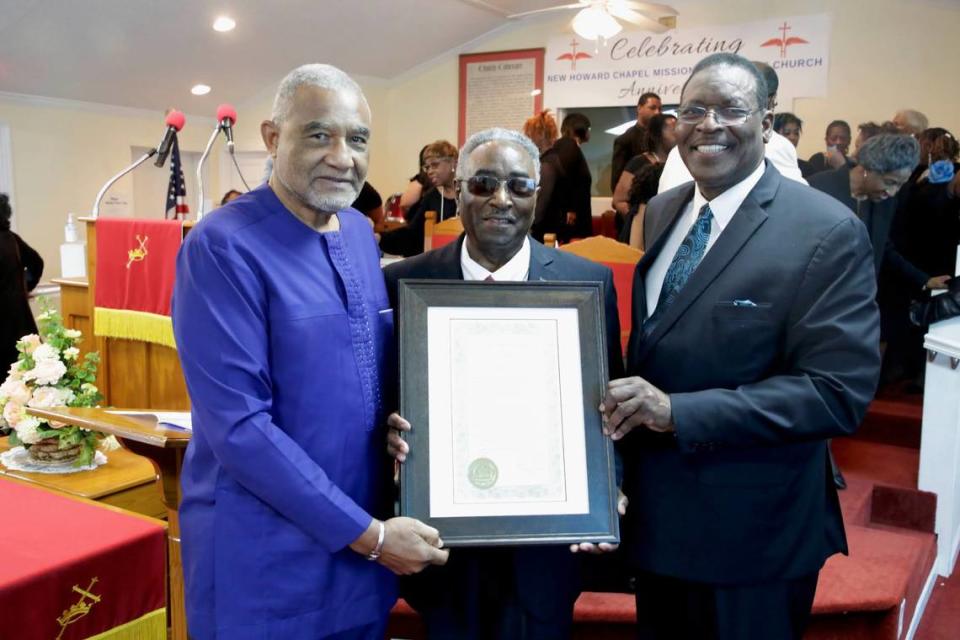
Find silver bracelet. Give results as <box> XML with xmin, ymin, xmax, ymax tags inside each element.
<box><xmin>366</xmin><ymin>520</ymin><xmax>385</xmax><ymax>561</ymax></box>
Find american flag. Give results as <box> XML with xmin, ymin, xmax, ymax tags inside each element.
<box><xmin>165</xmin><ymin>135</ymin><xmax>189</xmax><ymax>219</ymax></box>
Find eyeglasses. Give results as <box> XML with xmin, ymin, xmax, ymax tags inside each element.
<box><xmin>459</xmin><ymin>175</ymin><xmax>537</xmax><ymax>198</ymax></box>
<box><xmin>422</xmin><ymin>157</ymin><xmax>453</xmax><ymax>172</ymax></box>
<box><xmin>677</xmin><ymin>105</ymin><xmax>761</xmax><ymax>126</ymax></box>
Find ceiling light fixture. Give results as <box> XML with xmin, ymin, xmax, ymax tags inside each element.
<box><xmin>191</xmin><ymin>84</ymin><xmax>211</xmax><ymax>96</ymax></box>
<box><xmin>572</xmin><ymin>5</ymin><xmax>622</xmax><ymax>41</ymax></box>
<box><xmin>212</xmin><ymin>16</ymin><xmax>236</xmax><ymax>32</ymax></box>
<box><xmin>507</xmin><ymin>2</ymin><xmax>676</xmax><ymax>43</ymax></box>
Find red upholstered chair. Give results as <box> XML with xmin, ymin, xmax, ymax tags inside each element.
<box><xmin>557</xmin><ymin>236</ymin><xmax>643</xmax><ymax>354</ymax></box>
<box><xmin>424</xmin><ymin>211</ymin><xmax>463</xmax><ymax>251</ymax></box>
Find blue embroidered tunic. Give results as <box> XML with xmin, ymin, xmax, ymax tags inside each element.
<box><xmin>172</xmin><ymin>185</ymin><xmax>396</xmax><ymax>639</ymax></box>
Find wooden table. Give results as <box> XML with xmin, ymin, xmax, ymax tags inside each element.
<box><xmin>26</xmin><ymin>407</ymin><xmax>191</xmax><ymax>640</ymax></box>
<box><xmin>0</xmin><ymin>436</ymin><xmax>165</xmax><ymax>519</ymax></box>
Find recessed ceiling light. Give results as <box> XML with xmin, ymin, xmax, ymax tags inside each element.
<box><xmin>191</xmin><ymin>84</ymin><xmax>211</xmax><ymax>96</ymax></box>
<box><xmin>213</xmin><ymin>16</ymin><xmax>236</xmax><ymax>32</ymax></box>
<box><xmin>530</xmin><ymin>89</ymin><xmax>542</xmax><ymax>97</ymax></box>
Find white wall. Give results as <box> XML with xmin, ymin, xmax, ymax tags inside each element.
<box><xmin>0</xmin><ymin>94</ymin><xmax>220</xmax><ymax>280</ymax></box>
<box><xmin>374</xmin><ymin>0</ymin><xmax>960</xmax><ymax>194</ymax></box>
<box><xmin>5</xmin><ymin>0</ymin><xmax>960</xmax><ymax>277</ymax></box>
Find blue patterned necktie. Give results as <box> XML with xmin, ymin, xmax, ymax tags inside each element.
<box><xmin>645</xmin><ymin>204</ymin><xmax>713</xmax><ymax>327</ymax></box>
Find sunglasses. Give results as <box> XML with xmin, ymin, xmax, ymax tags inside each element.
<box><xmin>459</xmin><ymin>175</ymin><xmax>537</xmax><ymax>198</ymax></box>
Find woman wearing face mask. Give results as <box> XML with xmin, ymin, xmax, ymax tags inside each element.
<box><xmin>807</xmin><ymin>120</ymin><xmax>853</xmax><ymax>176</ymax></box>
<box><xmin>881</xmin><ymin>128</ymin><xmax>960</xmax><ymax>387</ymax></box>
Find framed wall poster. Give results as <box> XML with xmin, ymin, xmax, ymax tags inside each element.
<box><xmin>458</xmin><ymin>49</ymin><xmax>545</xmax><ymax>146</ymax></box>
<box><xmin>398</xmin><ymin>280</ymin><xmax>619</xmax><ymax>547</ymax></box>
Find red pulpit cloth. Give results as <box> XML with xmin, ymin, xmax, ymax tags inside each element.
<box><xmin>0</xmin><ymin>479</ymin><xmax>166</xmax><ymax>640</ymax></box>
<box><xmin>94</xmin><ymin>218</ymin><xmax>183</xmax><ymax>349</ymax></box>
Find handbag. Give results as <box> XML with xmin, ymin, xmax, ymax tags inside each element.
<box><xmin>910</xmin><ymin>277</ymin><xmax>960</xmax><ymax>327</ymax></box>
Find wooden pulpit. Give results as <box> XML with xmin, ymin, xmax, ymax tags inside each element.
<box><xmin>68</xmin><ymin>217</ymin><xmax>192</xmax><ymax>409</ymax></box>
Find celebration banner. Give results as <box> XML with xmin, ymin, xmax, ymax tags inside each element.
<box><xmin>545</xmin><ymin>14</ymin><xmax>831</xmax><ymax>108</ymax></box>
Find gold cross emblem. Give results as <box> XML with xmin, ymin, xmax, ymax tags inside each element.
<box><xmin>56</xmin><ymin>577</ymin><xmax>102</xmax><ymax>640</ymax></box>
<box><xmin>126</xmin><ymin>234</ymin><xmax>149</xmax><ymax>269</ymax></box>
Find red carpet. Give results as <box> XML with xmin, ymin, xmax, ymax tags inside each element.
<box><xmin>387</xmin><ymin>398</ymin><xmax>947</xmax><ymax>639</ymax></box>
<box><xmin>916</xmin><ymin>574</ymin><xmax>960</xmax><ymax>640</ymax></box>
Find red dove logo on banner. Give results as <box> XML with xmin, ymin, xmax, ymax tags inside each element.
<box><xmin>556</xmin><ymin>38</ymin><xmax>592</xmax><ymax>70</ymax></box>
<box><xmin>760</xmin><ymin>22</ymin><xmax>809</xmax><ymax>58</ymax></box>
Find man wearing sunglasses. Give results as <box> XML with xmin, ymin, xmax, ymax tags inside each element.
<box><xmin>382</xmin><ymin>128</ymin><xmax>625</xmax><ymax>639</ymax></box>
<box><xmin>602</xmin><ymin>53</ymin><xmax>880</xmax><ymax>638</ymax></box>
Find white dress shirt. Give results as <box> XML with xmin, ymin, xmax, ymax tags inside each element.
<box><xmin>460</xmin><ymin>236</ymin><xmax>531</xmax><ymax>282</ymax></box>
<box><xmin>657</xmin><ymin>130</ymin><xmax>806</xmax><ymax>194</ymax></box>
<box><xmin>645</xmin><ymin>160</ymin><xmax>766</xmax><ymax>318</ymax></box>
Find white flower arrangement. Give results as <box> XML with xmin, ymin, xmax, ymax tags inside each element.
<box><xmin>0</xmin><ymin>301</ymin><xmax>106</xmax><ymax>465</ymax></box>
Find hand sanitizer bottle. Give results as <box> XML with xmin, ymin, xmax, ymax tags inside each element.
<box><xmin>60</xmin><ymin>213</ymin><xmax>86</xmax><ymax>278</ymax></box>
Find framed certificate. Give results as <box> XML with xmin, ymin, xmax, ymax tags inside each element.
<box><xmin>398</xmin><ymin>280</ymin><xmax>619</xmax><ymax>547</ymax></box>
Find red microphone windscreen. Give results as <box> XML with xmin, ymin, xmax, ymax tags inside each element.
<box><xmin>165</xmin><ymin>110</ymin><xmax>186</xmax><ymax>131</ymax></box>
<box><xmin>216</xmin><ymin>104</ymin><xmax>237</xmax><ymax>124</ymax></box>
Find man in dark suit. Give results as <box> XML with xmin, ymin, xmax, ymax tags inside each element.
<box><xmin>601</xmin><ymin>53</ymin><xmax>881</xmax><ymax>639</ymax></box>
<box><xmin>611</xmin><ymin>92</ymin><xmax>662</xmax><ymax>190</ymax></box>
<box><xmin>384</xmin><ymin>127</ymin><xmax>624</xmax><ymax>639</ymax></box>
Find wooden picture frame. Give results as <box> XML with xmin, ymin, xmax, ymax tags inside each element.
<box><xmin>398</xmin><ymin>279</ymin><xmax>619</xmax><ymax>547</ymax></box>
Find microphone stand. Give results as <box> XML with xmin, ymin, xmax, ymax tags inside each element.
<box><xmin>196</xmin><ymin>125</ymin><xmax>221</xmax><ymax>220</ymax></box>
<box><xmin>91</xmin><ymin>148</ymin><xmax>157</xmax><ymax>218</ymax></box>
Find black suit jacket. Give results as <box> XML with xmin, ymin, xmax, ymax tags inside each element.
<box><xmin>383</xmin><ymin>235</ymin><xmax>623</xmax><ymax>623</ymax></box>
<box><xmin>611</xmin><ymin>125</ymin><xmax>647</xmax><ymax>191</ymax></box>
<box><xmin>621</xmin><ymin>162</ymin><xmax>881</xmax><ymax>585</ymax></box>
<box><xmin>809</xmin><ymin>166</ymin><xmax>928</xmax><ymax>290</ymax></box>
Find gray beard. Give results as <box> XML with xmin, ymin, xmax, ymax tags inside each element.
<box><xmin>276</xmin><ymin>171</ymin><xmax>359</xmax><ymax>215</ymax></box>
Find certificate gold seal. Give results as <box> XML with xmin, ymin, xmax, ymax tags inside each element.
<box><xmin>468</xmin><ymin>457</ymin><xmax>498</xmax><ymax>489</ymax></box>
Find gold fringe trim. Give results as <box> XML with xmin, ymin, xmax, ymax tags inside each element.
<box><xmin>93</xmin><ymin>308</ymin><xmax>177</xmax><ymax>350</ymax></box>
<box><xmin>83</xmin><ymin>608</ymin><xmax>166</xmax><ymax>640</ymax></box>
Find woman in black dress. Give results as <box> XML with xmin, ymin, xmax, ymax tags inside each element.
<box><xmin>379</xmin><ymin>140</ymin><xmax>458</xmax><ymax>256</ymax></box>
<box><xmin>611</xmin><ymin>113</ymin><xmax>676</xmax><ymax>218</ymax></box>
<box><xmin>883</xmin><ymin>128</ymin><xmax>960</xmax><ymax>384</ymax></box>
<box><xmin>532</xmin><ymin>112</ymin><xmax>593</xmax><ymax>243</ymax></box>
<box><xmin>1</xmin><ymin>193</ymin><xmax>44</xmax><ymax>370</ymax></box>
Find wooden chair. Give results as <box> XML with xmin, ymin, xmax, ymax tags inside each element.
<box><xmin>423</xmin><ymin>211</ymin><xmax>463</xmax><ymax>252</ymax></box>
<box><xmin>591</xmin><ymin>210</ymin><xmax>620</xmax><ymax>239</ymax></box>
<box><xmin>557</xmin><ymin>236</ymin><xmax>643</xmax><ymax>354</ymax></box>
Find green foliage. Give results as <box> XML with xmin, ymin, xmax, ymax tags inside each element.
<box><xmin>2</xmin><ymin>297</ymin><xmax>106</xmax><ymax>466</ymax></box>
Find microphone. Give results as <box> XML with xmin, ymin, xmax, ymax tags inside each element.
<box><xmin>154</xmin><ymin>110</ymin><xmax>186</xmax><ymax>167</ymax></box>
<box><xmin>217</xmin><ymin>104</ymin><xmax>237</xmax><ymax>154</ymax></box>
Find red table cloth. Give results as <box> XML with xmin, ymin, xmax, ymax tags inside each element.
<box><xmin>0</xmin><ymin>478</ymin><xmax>166</xmax><ymax>640</ymax></box>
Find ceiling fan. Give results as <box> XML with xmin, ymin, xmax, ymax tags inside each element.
<box><xmin>507</xmin><ymin>1</ymin><xmax>678</xmax><ymax>40</ymax></box>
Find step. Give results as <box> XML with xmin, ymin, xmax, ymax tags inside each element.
<box><xmin>832</xmin><ymin>438</ymin><xmax>920</xmax><ymax>490</ymax></box>
<box><xmin>807</xmin><ymin>524</ymin><xmax>937</xmax><ymax>640</ymax></box>
<box><xmin>387</xmin><ymin>524</ymin><xmax>936</xmax><ymax>640</ymax></box>
<box><xmin>857</xmin><ymin>398</ymin><xmax>923</xmax><ymax>449</ymax></box>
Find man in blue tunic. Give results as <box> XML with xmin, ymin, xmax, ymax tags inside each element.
<box><xmin>172</xmin><ymin>63</ymin><xmax>448</xmax><ymax>640</ymax></box>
